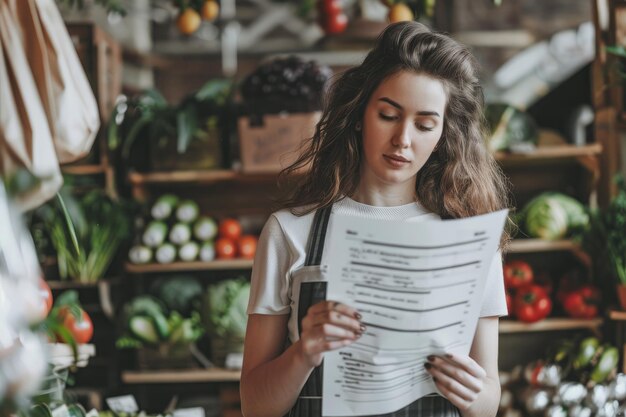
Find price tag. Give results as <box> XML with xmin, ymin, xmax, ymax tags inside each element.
<box><xmin>106</xmin><ymin>395</ymin><xmax>139</xmax><ymax>413</ymax></box>
<box><xmin>51</xmin><ymin>405</ymin><xmax>70</xmax><ymax>417</ymax></box>
<box><xmin>173</xmin><ymin>407</ymin><xmax>205</xmax><ymax>417</ymax></box>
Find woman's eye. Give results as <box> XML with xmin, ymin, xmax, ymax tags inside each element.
<box><xmin>379</xmin><ymin>113</ymin><xmax>396</xmax><ymax>121</ymax></box>
<box><xmin>417</xmin><ymin>124</ymin><xmax>434</xmax><ymax>132</ymax></box>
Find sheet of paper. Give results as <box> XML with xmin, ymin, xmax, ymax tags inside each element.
<box><xmin>321</xmin><ymin>209</ymin><xmax>508</xmax><ymax>416</ymax></box>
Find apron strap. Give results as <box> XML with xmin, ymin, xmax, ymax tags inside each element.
<box><xmin>304</xmin><ymin>205</ymin><xmax>333</xmax><ymax>266</ymax></box>
<box><xmin>288</xmin><ymin>205</ymin><xmax>333</xmax><ymax>417</ymax></box>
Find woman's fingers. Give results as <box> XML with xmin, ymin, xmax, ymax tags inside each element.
<box><xmin>303</xmin><ymin>300</ymin><xmax>364</xmax><ymax>335</ymax></box>
<box><xmin>426</xmin><ymin>355</ymin><xmax>483</xmax><ymax>393</ymax></box>
<box><xmin>425</xmin><ymin>362</ymin><xmax>479</xmax><ymax>403</ymax></box>
<box><xmin>431</xmin><ymin>376</ymin><xmax>475</xmax><ymax>411</ymax></box>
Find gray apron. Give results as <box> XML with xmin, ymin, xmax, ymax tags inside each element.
<box><xmin>287</xmin><ymin>205</ymin><xmax>462</xmax><ymax>417</ymax></box>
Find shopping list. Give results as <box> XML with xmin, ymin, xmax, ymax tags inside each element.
<box><xmin>320</xmin><ymin>209</ymin><xmax>509</xmax><ymax>416</ymax></box>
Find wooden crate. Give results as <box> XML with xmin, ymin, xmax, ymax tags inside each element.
<box><xmin>237</xmin><ymin>112</ymin><xmax>321</xmax><ymax>173</ymax></box>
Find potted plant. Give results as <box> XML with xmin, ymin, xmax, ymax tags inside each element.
<box><xmin>108</xmin><ymin>79</ymin><xmax>233</xmax><ymax>172</ymax></box>
<box><xmin>32</xmin><ymin>188</ymin><xmax>132</xmax><ymax>284</ymax></box>
<box><xmin>584</xmin><ymin>175</ymin><xmax>626</xmax><ymax>309</ymax></box>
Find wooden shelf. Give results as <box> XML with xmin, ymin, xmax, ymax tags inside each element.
<box><xmin>121</xmin><ymin>368</ymin><xmax>241</xmax><ymax>384</ymax></box>
<box><xmin>125</xmin><ymin>259</ymin><xmax>254</xmax><ymax>273</ymax></box>
<box><xmin>508</xmin><ymin>239</ymin><xmax>580</xmax><ymax>253</ymax></box>
<box><xmin>499</xmin><ymin>318</ymin><xmax>602</xmax><ymax>333</ymax></box>
<box><xmin>61</xmin><ymin>164</ymin><xmax>106</xmax><ymax>175</ymax></box>
<box><xmin>495</xmin><ymin>143</ymin><xmax>602</xmax><ymax>163</ymax></box>
<box><xmin>128</xmin><ymin>170</ymin><xmax>284</xmax><ymax>186</ymax></box>
<box><xmin>609</xmin><ymin>309</ymin><xmax>626</xmax><ymax>321</ymax></box>
<box><xmin>507</xmin><ymin>239</ymin><xmax>591</xmax><ymax>267</ymax></box>
<box><xmin>47</xmin><ymin>280</ymin><xmax>107</xmax><ymax>290</ymax></box>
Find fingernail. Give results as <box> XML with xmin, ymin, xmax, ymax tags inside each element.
<box><xmin>424</xmin><ymin>362</ymin><xmax>432</xmax><ymax>369</ymax></box>
<box><xmin>359</xmin><ymin>324</ymin><xmax>366</xmax><ymax>332</ymax></box>
<box><xmin>445</xmin><ymin>354</ymin><xmax>453</xmax><ymax>359</ymax></box>
<box><xmin>433</xmin><ymin>377</ymin><xmax>438</xmax><ymax>382</ymax></box>
<box><xmin>355</xmin><ymin>312</ymin><xmax>362</xmax><ymax>320</ymax></box>
<box><xmin>427</xmin><ymin>355</ymin><xmax>435</xmax><ymax>362</ymax></box>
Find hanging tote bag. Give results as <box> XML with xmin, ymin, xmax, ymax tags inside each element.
<box><xmin>0</xmin><ymin>0</ymin><xmax>62</xmax><ymax>210</ymax></box>
<box><xmin>11</xmin><ymin>0</ymin><xmax>100</xmax><ymax>163</ymax></box>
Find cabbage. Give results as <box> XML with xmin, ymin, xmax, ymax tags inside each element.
<box><xmin>203</xmin><ymin>278</ymin><xmax>250</xmax><ymax>338</ymax></box>
<box><xmin>520</xmin><ymin>193</ymin><xmax>589</xmax><ymax>240</ymax></box>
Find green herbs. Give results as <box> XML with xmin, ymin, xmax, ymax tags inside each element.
<box><xmin>34</xmin><ymin>190</ymin><xmax>132</xmax><ymax>283</ymax></box>
<box><xmin>585</xmin><ymin>176</ymin><xmax>626</xmax><ymax>284</ymax></box>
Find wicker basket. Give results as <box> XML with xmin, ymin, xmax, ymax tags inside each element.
<box><xmin>135</xmin><ymin>344</ymin><xmax>197</xmax><ymax>370</ymax></box>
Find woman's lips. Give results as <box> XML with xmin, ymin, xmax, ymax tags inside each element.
<box><xmin>383</xmin><ymin>154</ymin><xmax>410</xmax><ymax>167</ymax></box>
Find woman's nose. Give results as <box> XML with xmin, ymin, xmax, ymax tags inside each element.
<box><xmin>392</xmin><ymin>122</ymin><xmax>412</xmax><ymax>148</ymax></box>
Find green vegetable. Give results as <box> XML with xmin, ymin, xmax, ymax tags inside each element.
<box><xmin>125</xmin><ymin>295</ymin><xmax>166</xmax><ymax>317</ymax></box>
<box><xmin>168</xmin><ymin>311</ymin><xmax>204</xmax><ymax>344</ymax></box>
<box><xmin>150</xmin><ymin>276</ymin><xmax>203</xmax><ymax>316</ymax></box>
<box><xmin>33</xmin><ymin>189</ymin><xmax>132</xmax><ymax>283</ymax></box>
<box><xmin>128</xmin><ymin>245</ymin><xmax>152</xmax><ymax>264</ymax></box>
<box><xmin>485</xmin><ymin>103</ymin><xmax>539</xmax><ymax>152</ymax></box>
<box><xmin>573</xmin><ymin>337</ymin><xmax>599</xmax><ymax>370</ymax></box>
<box><xmin>155</xmin><ymin>243</ymin><xmax>176</xmax><ymax>264</ymax></box>
<box><xmin>169</xmin><ymin>223</ymin><xmax>192</xmax><ymax>245</ymax></box>
<box><xmin>176</xmin><ymin>200</ymin><xmax>199</xmax><ymax>223</ymax></box>
<box><xmin>203</xmin><ymin>278</ymin><xmax>251</xmax><ymax>338</ymax></box>
<box><xmin>199</xmin><ymin>242</ymin><xmax>216</xmax><ymax>262</ymax></box>
<box><xmin>129</xmin><ymin>315</ymin><xmax>160</xmax><ymax>344</ymax></box>
<box><xmin>518</xmin><ymin>193</ymin><xmax>588</xmax><ymax>240</ymax></box>
<box><xmin>591</xmin><ymin>345</ymin><xmax>619</xmax><ymax>383</ymax></box>
<box><xmin>143</xmin><ymin>221</ymin><xmax>168</xmax><ymax>248</ymax></box>
<box><xmin>584</xmin><ymin>176</ymin><xmax>626</xmax><ymax>285</ymax></box>
<box><xmin>194</xmin><ymin>217</ymin><xmax>218</xmax><ymax>241</ymax></box>
<box><xmin>151</xmin><ymin>194</ymin><xmax>179</xmax><ymax>220</ymax></box>
<box><xmin>179</xmin><ymin>241</ymin><xmax>199</xmax><ymax>262</ymax></box>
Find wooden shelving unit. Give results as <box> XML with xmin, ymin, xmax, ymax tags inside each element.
<box><xmin>507</xmin><ymin>239</ymin><xmax>591</xmax><ymax>267</ymax></box>
<box><xmin>128</xmin><ymin>170</ymin><xmax>282</xmax><ymax>186</ymax></box>
<box><xmin>499</xmin><ymin>318</ymin><xmax>603</xmax><ymax>334</ymax></box>
<box><xmin>122</xmin><ymin>368</ymin><xmax>241</xmax><ymax>384</ymax></box>
<box><xmin>61</xmin><ymin>164</ymin><xmax>107</xmax><ymax>175</ymax></box>
<box><xmin>125</xmin><ymin>259</ymin><xmax>254</xmax><ymax>273</ymax></box>
<box><xmin>494</xmin><ymin>143</ymin><xmax>602</xmax><ymax>163</ymax></box>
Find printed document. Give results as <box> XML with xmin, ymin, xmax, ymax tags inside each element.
<box><xmin>321</xmin><ymin>209</ymin><xmax>509</xmax><ymax>416</ymax></box>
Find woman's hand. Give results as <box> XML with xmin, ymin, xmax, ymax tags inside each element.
<box><xmin>424</xmin><ymin>353</ymin><xmax>487</xmax><ymax>411</ymax></box>
<box><xmin>298</xmin><ymin>300</ymin><xmax>364</xmax><ymax>367</ymax></box>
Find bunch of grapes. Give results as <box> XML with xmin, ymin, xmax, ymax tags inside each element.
<box><xmin>240</xmin><ymin>56</ymin><xmax>332</xmax><ymax>109</ymax></box>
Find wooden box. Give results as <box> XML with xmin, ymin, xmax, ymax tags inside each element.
<box><xmin>237</xmin><ymin>112</ymin><xmax>321</xmax><ymax>173</ymax></box>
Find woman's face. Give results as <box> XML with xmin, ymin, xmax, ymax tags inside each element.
<box><xmin>360</xmin><ymin>71</ymin><xmax>447</xmax><ymax>191</ymax></box>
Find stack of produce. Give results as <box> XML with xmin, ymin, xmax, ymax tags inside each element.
<box><xmin>504</xmin><ymin>261</ymin><xmax>601</xmax><ymax>322</ymax></box>
<box><xmin>240</xmin><ymin>56</ymin><xmax>332</xmax><ymax>114</ymax></box>
<box><xmin>499</xmin><ymin>337</ymin><xmax>622</xmax><ymax>417</ymax></box>
<box><xmin>128</xmin><ymin>195</ymin><xmax>258</xmax><ymax>264</ymax></box>
<box><xmin>515</xmin><ymin>192</ymin><xmax>589</xmax><ymax>241</ymax></box>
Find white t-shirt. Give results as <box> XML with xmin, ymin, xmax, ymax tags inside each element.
<box><xmin>247</xmin><ymin>197</ymin><xmax>508</xmax><ymax>342</ymax></box>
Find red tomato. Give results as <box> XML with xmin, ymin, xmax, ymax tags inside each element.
<box><xmin>238</xmin><ymin>235</ymin><xmax>258</xmax><ymax>259</ymax></box>
<box><xmin>38</xmin><ymin>278</ymin><xmax>53</xmax><ymax>318</ymax></box>
<box><xmin>317</xmin><ymin>0</ymin><xmax>343</xmax><ymax>14</ymax></box>
<box><xmin>216</xmin><ymin>237</ymin><xmax>237</xmax><ymax>259</ymax></box>
<box><xmin>533</xmin><ymin>270</ymin><xmax>553</xmax><ymax>295</ymax></box>
<box><xmin>503</xmin><ymin>260</ymin><xmax>534</xmax><ymax>289</ymax></box>
<box><xmin>514</xmin><ymin>285</ymin><xmax>552</xmax><ymax>323</ymax></box>
<box><xmin>58</xmin><ymin>307</ymin><xmax>93</xmax><ymax>344</ymax></box>
<box><xmin>219</xmin><ymin>218</ymin><xmax>242</xmax><ymax>241</ymax></box>
<box><xmin>563</xmin><ymin>285</ymin><xmax>601</xmax><ymax>319</ymax></box>
<box><xmin>556</xmin><ymin>269</ymin><xmax>586</xmax><ymax>305</ymax></box>
<box><xmin>322</xmin><ymin>12</ymin><xmax>348</xmax><ymax>34</ymax></box>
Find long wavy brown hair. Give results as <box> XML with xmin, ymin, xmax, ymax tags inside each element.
<box><xmin>279</xmin><ymin>21</ymin><xmax>512</xmax><ymax>246</ymax></box>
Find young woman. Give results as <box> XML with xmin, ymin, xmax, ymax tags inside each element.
<box><xmin>240</xmin><ymin>21</ymin><xmax>511</xmax><ymax>417</ymax></box>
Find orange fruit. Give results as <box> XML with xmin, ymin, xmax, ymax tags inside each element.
<box><xmin>177</xmin><ymin>8</ymin><xmax>201</xmax><ymax>35</ymax></box>
<box><xmin>201</xmin><ymin>0</ymin><xmax>219</xmax><ymax>21</ymax></box>
<box><xmin>388</xmin><ymin>3</ymin><xmax>414</xmax><ymax>23</ymax></box>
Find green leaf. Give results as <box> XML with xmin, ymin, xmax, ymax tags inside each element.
<box><xmin>56</xmin><ymin>193</ymin><xmax>81</xmax><ymax>258</ymax></box>
<box><xmin>176</xmin><ymin>104</ymin><xmax>198</xmax><ymax>154</ymax></box>
<box><xmin>606</xmin><ymin>45</ymin><xmax>626</xmax><ymax>58</ymax></box>
<box><xmin>195</xmin><ymin>79</ymin><xmax>232</xmax><ymax>102</ymax></box>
